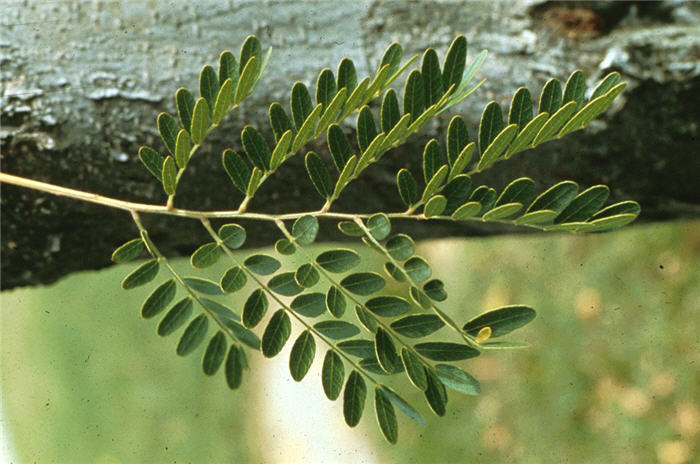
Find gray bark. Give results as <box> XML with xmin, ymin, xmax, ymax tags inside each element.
<box><xmin>2</xmin><ymin>0</ymin><xmax>699</xmax><ymax>289</ymax></box>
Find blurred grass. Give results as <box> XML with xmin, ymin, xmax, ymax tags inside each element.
<box><xmin>1</xmin><ymin>221</ymin><xmax>698</xmax><ymax>463</ymax></box>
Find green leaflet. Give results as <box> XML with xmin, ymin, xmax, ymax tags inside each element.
<box><xmin>341</xmin><ymin>272</ymin><xmax>386</xmax><ymax>295</ymax></box>
<box><xmin>469</xmin><ymin>186</ymin><xmax>495</xmax><ymax>208</ymax></box>
<box><xmin>391</xmin><ymin>314</ymin><xmax>445</xmax><ymax>338</ymax></box>
<box><xmin>375</xmin><ymin>387</ymin><xmax>399</xmax><ymax>444</ymax></box>
<box><xmin>138</xmin><ymin>146</ymin><xmax>164</xmax><ymax>181</ymax></box>
<box><xmin>340</xmin><ymin>77</ymin><xmax>369</xmax><ymax>120</ymax></box>
<box><xmin>157</xmin><ymin>297</ymin><xmax>193</xmax><ymax>337</ymax></box>
<box><xmin>355</xmin><ymin>133</ymin><xmax>385</xmax><ymax>174</ymax></box>
<box><xmin>316</xmin><ymin>68</ymin><xmax>337</xmax><ymax>110</ymax></box>
<box><xmin>174</xmin><ymin>129</ymin><xmax>190</xmax><ymax>169</ymax></box>
<box><xmin>190</xmin><ymin>98</ymin><xmax>210</xmax><ymax>145</ymax></box>
<box><xmin>338</xmin><ymin>221</ymin><xmax>364</xmax><ymax>238</ymax></box>
<box><xmin>504</xmin><ymin>112</ymin><xmax>549</xmax><ymax>158</ymax></box>
<box><xmin>414</xmin><ymin>342</ymin><xmax>480</xmax><ymax>361</ymax></box>
<box><xmin>295</xmin><ymin>263</ymin><xmax>320</xmax><ymax>288</ymax></box>
<box><xmin>539</xmin><ymin>78</ymin><xmax>563</xmax><ymax>115</ymax></box>
<box><xmin>355</xmin><ymin>305</ymin><xmax>379</xmax><ymax>333</ymax></box>
<box><xmin>384</xmin><ymin>262</ymin><xmax>407</xmax><ymax>282</ymax></box>
<box><xmin>482</xmin><ymin>202</ymin><xmax>523</xmax><ymax>220</ymax></box>
<box><xmin>234</xmin><ymin>56</ymin><xmax>259</xmax><ymax>105</ymax></box>
<box><xmin>315</xmin><ymin>87</ymin><xmax>347</xmax><ymax>138</ymax></box>
<box><xmin>409</xmin><ymin>286</ymin><xmax>433</xmax><ymax>310</ymax></box>
<box><xmin>141</xmin><ymin>279</ymin><xmax>176</xmax><ymax>319</ymax></box>
<box><xmin>424</xmin><ymin>195</ymin><xmax>447</xmax><ymax>218</ymax></box>
<box><xmin>224</xmin><ymin>319</ymin><xmax>261</xmax><ymax>350</ymax></box>
<box><xmin>442</xmin><ymin>35</ymin><xmax>467</xmax><ymax>92</ymax></box>
<box><xmin>262</xmin><ymin>309</ymin><xmax>291</xmax><ymax>358</ymax></box>
<box><xmin>477</xmin><ymin>124</ymin><xmax>518</xmax><ymax>170</ymax></box>
<box><xmin>532</xmin><ymin>100</ymin><xmax>577</xmax><ymax>146</ymax></box>
<box><xmin>337</xmin><ymin>58</ymin><xmax>358</xmax><ymax>93</ymax></box>
<box><xmin>314</xmin><ymin>320</ymin><xmax>360</xmax><ymax>340</ymax></box>
<box><xmin>380</xmin><ymin>42</ymin><xmax>403</xmax><ymax>78</ymax></box>
<box><xmin>176</xmin><ymin>314</ymin><xmax>209</xmax><ymax>356</ymax></box>
<box><xmin>343</xmin><ymin>370</ymin><xmax>367</xmax><ymax>427</ymax></box>
<box><xmin>422</xmin><ymin>165</ymin><xmax>449</xmax><ymax>203</ymax></box>
<box><xmin>291</xmin><ymin>81</ymin><xmax>313</xmax><ymax>131</ymax></box>
<box><xmin>381</xmin><ymin>89</ymin><xmax>401</xmax><ymax>133</ymax></box>
<box><xmin>218</xmin><ymin>223</ymin><xmax>246</xmax><ymax>249</ymax></box>
<box><xmin>305</xmin><ymin>152</ymin><xmax>333</xmax><ymax>199</ymax></box>
<box><xmin>397</xmin><ymin>169</ymin><xmax>418</xmax><ymax>207</ymax></box>
<box><xmin>121</xmin><ymin>259</ymin><xmax>159</xmax><ymax>290</ymax></box>
<box><xmin>448</xmin><ymin>143</ymin><xmax>475</xmax><ymax>181</ymax></box>
<box><xmin>327</xmin><ymin>124</ymin><xmax>353</xmax><ymax>171</ymax></box>
<box><xmin>508</xmin><ymin>87</ymin><xmax>533</xmax><ymax>128</ymax></box>
<box><xmin>375</xmin><ymin>328</ymin><xmax>400</xmax><ymax>374</ymax></box>
<box><xmin>422</xmin><ymin>139</ymin><xmax>444</xmax><ymax>184</ymax></box>
<box><xmin>367</xmin><ymin>213</ymin><xmax>391</xmax><ymax>240</ymax></box>
<box><xmin>292</xmin><ymin>104</ymin><xmax>322</xmax><ymax>153</ymax></box>
<box><xmin>239</xmin><ymin>35</ymin><xmax>261</xmax><ymax>73</ymax></box>
<box><xmin>157</xmin><ymin>112</ymin><xmax>178</xmax><ymax>156</ymax></box>
<box><xmin>218</xmin><ymin>50</ymin><xmax>238</xmax><ymax>88</ymax></box>
<box><xmin>275</xmin><ymin>238</ymin><xmax>296</xmax><ymax>256</ymax></box>
<box><xmin>332</xmin><ymin>155</ymin><xmax>357</xmax><ymax>199</ymax></box>
<box><xmin>400</xmin><ymin>348</ymin><xmax>428</xmax><ymax>391</ymax></box>
<box><xmin>381</xmin><ymin>386</ymin><xmax>425</xmax><ymax>426</ymax></box>
<box><xmin>175</xmin><ymin>88</ymin><xmax>195</xmax><ymax>134</ymax></box>
<box><xmin>183</xmin><ymin>277</ymin><xmax>222</xmax><ymax>295</ymax></box>
<box><xmin>424</xmin><ymin>368</ymin><xmax>448</xmax><ymax>417</ymax></box>
<box><xmin>554</xmin><ymin>185</ymin><xmax>610</xmax><ymax>224</ymax></box>
<box><xmin>404</xmin><ymin>257</ymin><xmax>432</xmax><ymax>282</ymax></box>
<box><xmin>190</xmin><ymin>242</ymin><xmax>221</xmax><ymax>269</ymax></box>
<box><xmin>366</xmin><ymin>296</ymin><xmax>412</xmax><ymax>318</ymax></box>
<box><xmin>244</xmin><ymin>254</ymin><xmax>281</xmax><ymax>275</ymax></box>
<box><xmin>291</xmin><ymin>292</ymin><xmax>326</xmax><ymax>318</ymax></box>
<box><xmin>514</xmin><ymin>209</ymin><xmax>558</xmax><ymax>225</ymax></box>
<box><xmin>338</xmin><ymin>339</ymin><xmax>375</xmax><ymax>358</ymax></box>
<box><xmin>316</xmin><ymin>249</ymin><xmax>361</xmax><ymax>273</ymax></box>
<box><xmin>463</xmin><ymin>305</ymin><xmax>536</xmax><ymax>337</ymax></box>
<box><xmin>270</xmin><ymin>130</ymin><xmax>293</xmax><ymax>170</ymax></box>
<box><xmin>289</xmin><ymin>330</ymin><xmax>316</xmax><ymax>381</ymax></box>
<box><xmin>403</xmin><ymin>69</ymin><xmax>424</xmax><ymax>123</ymax></box>
<box><xmin>243</xmin><ymin>289</ymin><xmax>268</xmax><ymax>328</ymax></box>
<box><xmin>436</xmin><ymin>364</ymin><xmax>480</xmax><ymax>396</ymax></box>
<box><xmin>591</xmin><ymin>71</ymin><xmax>622</xmax><ymax>99</ymax></box>
<box><xmin>199</xmin><ymin>64</ymin><xmax>220</xmax><ymax>113</ymax></box>
<box><xmin>111</xmin><ymin>238</ymin><xmax>144</xmax><ymax>263</ymax></box>
<box><xmin>220</xmin><ymin>266</ymin><xmax>247</xmax><ymax>293</ymax></box>
<box><xmin>322</xmin><ymin>350</ymin><xmax>345</xmax><ymax>400</ymax></box>
<box><xmin>241</xmin><ymin>125</ymin><xmax>271</xmax><ymax>171</ymax></box>
<box><xmin>199</xmin><ymin>299</ymin><xmax>239</xmax><ymax>323</ymax></box>
<box><xmin>386</xmin><ymin>234</ymin><xmax>415</xmax><ymax>261</ymax></box>
<box><xmin>588</xmin><ymin>213</ymin><xmax>638</xmax><ymax>232</ymax></box>
<box><xmin>357</xmin><ymin>106</ymin><xmax>378</xmax><ymax>153</ymax></box>
<box><xmin>590</xmin><ymin>201</ymin><xmax>640</xmax><ymax>221</ymax></box>
<box><xmin>269</xmin><ymin>103</ymin><xmax>294</xmax><ymax>142</ymax></box>
<box><xmin>451</xmin><ymin>201</ymin><xmax>481</xmax><ymax>220</ymax></box>
<box><xmin>446</xmin><ymin>115</ymin><xmax>469</xmax><ymax>167</ymax></box>
<box><xmin>481</xmin><ymin>341</ymin><xmax>529</xmax><ymax>350</ymax></box>
<box><xmin>421</xmin><ymin>48</ymin><xmax>443</xmax><ymax>106</ymax></box>
<box><xmin>527</xmin><ymin>181</ymin><xmax>579</xmax><ymax>214</ymax></box>
<box><xmin>161</xmin><ymin>156</ymin><xmax>177</xmax><ymax>196</ymax></box>
<box><xmin>202</xmin><ymin>331</ymin><xmax>227</xmax><ymax>376</ymax></box>
<box><xmin>222</xmin><ymin>149</ymin><xmax>251</xmax><ymax>194</ymax></box>
<box><xmin>268</xmin><ymin>272</ymin><xmax>303</xmax><ymax>296</ymax></box>
<box><xmin>563</xmin><ymin>69</ymin><xmax>586</xmax><ymax>111</ymax></box>
<box><xmin>384</xmin><ymin>113</ymin><xmax>411</xmax><ymax>146</ymax></box>
<box><xmin>496</xmin><ymin>177</ymin><xmax>535</xmax><ymax>206</ymax></box>
<box><xmin>326</xmin><ymin>286</ymin><xmax>346</xmax><ymax>318</ymax></box>
<box><xmin>478</xmin><ymin>101</ymin><xmax>504</xmax><ymax>155</ymax></box>
<box><xmin>292</xmin><ymin>215</ymin><xmax>319</xmax><ymax>245</ymax></box>
<box><xmin>225</xmin><ymin>345</ymin><xmax>244</xmax><ymax>390</ymax></box>
<box><xmin>423</xmin><ymin>279</ymin><xmax>447</xmax><ymax>302</ymax></box>
<box><xmin>442</xmin><ymin>175</ymin><xmax>472</xmax><ymax>215</ymax></box>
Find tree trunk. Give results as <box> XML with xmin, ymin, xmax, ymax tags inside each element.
<box><xmin>2</xmin><ymin>0</ymin><xmax>699</xmax><ymax>289</ymax></box>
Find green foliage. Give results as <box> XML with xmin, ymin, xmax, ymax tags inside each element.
<box><xmin>20</xmin><ymin>33</ymin><xmax>638</xmax><ymax>446</ymax></box>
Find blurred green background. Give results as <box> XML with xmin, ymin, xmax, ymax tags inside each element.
<box><xmin>2</xmin><ymin>220</ymin><xmax>698</xmax><ymax>463</ymax></box>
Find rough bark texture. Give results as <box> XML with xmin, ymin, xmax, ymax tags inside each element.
<box><xmin>2</xmin><ymin>0</ymin><xmax>699</xmax><ymax>289</ymax></box>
